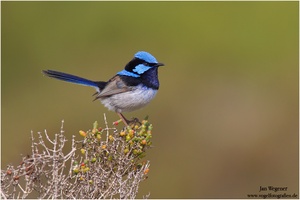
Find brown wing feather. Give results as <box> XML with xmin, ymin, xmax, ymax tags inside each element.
<box><xmin>93</xmin><ymin>76</ymin><xmax>131</xmax><ymax>101</ymax></box>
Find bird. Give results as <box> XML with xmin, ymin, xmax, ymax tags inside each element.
<box><xmin>42</xmin><ymin>51</ymin><xmax>164</xmax><ymax>126</ymax></box>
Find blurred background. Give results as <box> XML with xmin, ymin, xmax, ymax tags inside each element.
<box><xmin>1</xmin><ymin>1</ymin><xmax>298</xmax><ymax>198</ymax></box>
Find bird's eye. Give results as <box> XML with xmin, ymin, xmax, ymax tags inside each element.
<box><xmin>143</xmin><ymin>62</ymin><xmax>149</xmax><ymax>66</ymax></box>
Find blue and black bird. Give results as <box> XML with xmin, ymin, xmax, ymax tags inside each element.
<box><xmin>42</xmin><ymin>51</ymin><xmax>164</xmax><ymax>126</ymax></box>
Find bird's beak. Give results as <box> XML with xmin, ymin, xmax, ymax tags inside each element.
<box><xmin>156</xmin><ymin>63</ymin><xmax>164</xmax><ymax>67</ymax></box>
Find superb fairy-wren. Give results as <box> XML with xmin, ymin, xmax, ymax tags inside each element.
<box><xmin>42</xmin><ymin>51</ymin><xmax>164</xmax><ymax>126</ymax></box>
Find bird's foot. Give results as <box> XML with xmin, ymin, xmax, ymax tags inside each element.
<box><xmin>114</xmin><ymin>113</ymin><xmax>141</xmax><ymax>127</ymax></box>
<box><xmin>113</xmin><ymin>117</ymin><xmax>141</xmax><ymax>127</ymax></box>
<box><xmin>127</xmin><ymin>117</ymin><xmax>142</xmax><ymax>127</ymax></box>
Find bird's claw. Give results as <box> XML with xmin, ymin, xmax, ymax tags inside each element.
<box><xmin>128</xmin><ymin>117</ymin><xmax>141</xmax><ymax>126</ymax></box>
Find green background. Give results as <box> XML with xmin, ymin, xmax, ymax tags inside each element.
<box><xmin>2</xmin><ymin>2</ymin><xmax>298</xmax><ymax>198</ymax></box>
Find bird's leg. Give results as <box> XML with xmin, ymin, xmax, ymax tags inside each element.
<box><xmin>117</xmin><ymin>113</ymin><xmax>129</xmax><ymax>126</ymax></box>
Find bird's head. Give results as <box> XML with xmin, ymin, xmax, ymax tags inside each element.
<box><xmin>117</xmin><ymin>51</ymin><xmax>164</xmax><ymax>78</ymax></box>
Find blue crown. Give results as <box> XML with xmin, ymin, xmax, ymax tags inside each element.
<box><xmin>134</xmin><ymin>51</ymin><xmax>158</xmax><ymax>63</ymax></box>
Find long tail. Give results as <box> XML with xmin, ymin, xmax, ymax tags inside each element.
<box><xmin>42</xmin><ymin>70</ymin><xmax>106</xmax><ymax>89</ymax></box>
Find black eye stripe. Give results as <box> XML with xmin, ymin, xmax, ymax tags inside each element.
<box><xmin>143</xmin><ymin>62</ymin><xmax>157</xmax><ymax>67</ymax></box>
<box><xmin>148</xmin><ymin>63</ymin><xmax>156</xmax><ymax>67</ymax></box>
<box><xmin>124</xmin><ymin>58</ymin><xmax>156</xmax><ymax>72</ymax></box>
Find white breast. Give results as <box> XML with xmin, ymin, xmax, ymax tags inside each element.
<box><xmin>99</xmin><ymin>84</ymin><xmax>158</xmax><ymax>113</ymax></box>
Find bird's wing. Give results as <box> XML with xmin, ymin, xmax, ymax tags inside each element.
<box><xmin>93</xmin><ymin>76</ymin><xmax>131</xmax><ymax>100</ymax></box>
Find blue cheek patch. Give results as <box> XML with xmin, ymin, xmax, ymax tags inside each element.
<box><xmin>117</xmin><ymin>70</ymin><xmax>140</xmax><ymax>77</ymax></box>
<box><xmin>133</xmin><ymin>64</ymin><xmax>152</xmax><ymax>74</ymax></box>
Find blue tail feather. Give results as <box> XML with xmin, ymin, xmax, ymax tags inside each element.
<box><xmin>42</xmin><ymin>70</ymin><xmax>99</xmax><ymax>88</ymax></box>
